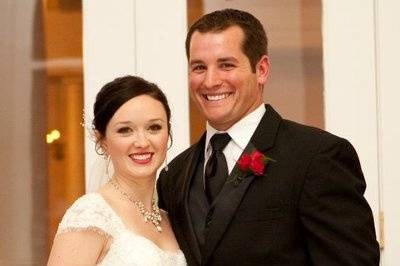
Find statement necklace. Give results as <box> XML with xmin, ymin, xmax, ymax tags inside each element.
<box><xmin>109</xmin><ymin>178</ymin><xmax>162</xmax><ymax>233</ymax></box>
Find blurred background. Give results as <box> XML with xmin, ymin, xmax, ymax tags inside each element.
<box><xmin>0</xmin><ymin>1</ymin><xmax>84</xmax><ymax>264</ymax></box>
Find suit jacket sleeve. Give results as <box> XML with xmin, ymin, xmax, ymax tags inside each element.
<box><xmin>299</xmin><ymin>138</ymin><xmax>380</xmax><ymax>265</ymax></box>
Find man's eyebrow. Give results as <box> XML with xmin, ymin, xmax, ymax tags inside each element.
<box><xmin>189</xmin><ymin>57</ymin><xmax>239</xmax><ymax>65</ymax></box>
<box><xmin>189</xmin><ymin>59</ymin><xmax>204</xmax><ymax>65</ymax></box>
<box><xmin>217</xmin><ymin>57</ymin><xmax>238</xmax><ymax>63</ymax></box>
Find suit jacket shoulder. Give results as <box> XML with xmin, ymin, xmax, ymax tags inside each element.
<box><xmin>157</xmin><ymin>135</ymin><xmax>205</xmax><ymax>211</ymax></box>
<box><xmin>278</xmin><ymin>118</ymin><xmax>354</xmax><ymax>158</ymax></box>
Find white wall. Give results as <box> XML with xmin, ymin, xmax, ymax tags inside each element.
<box><xmin>322</xmin><ymin>0</ymin><xmax>380</xmax><ymax>236</ymax></box>
<box><xmin>82</xmin><ymin>0</ymin><xmax>189</xmax><ymax>190</ymax></box>
<box><xmin>375</xmin><ymin>0</ymin><xmax>400</xmax><ymax>264</ymax></box>
<box><xmin>323</xmin><ymin>0</ymin><xmax>400</xmax><ymax>264</ymax></box>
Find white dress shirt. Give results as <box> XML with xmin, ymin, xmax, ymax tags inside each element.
<box><xmin>205</xmin><ymin>104</ymin><xmax>266</xmax><ymax>175</ymax></box>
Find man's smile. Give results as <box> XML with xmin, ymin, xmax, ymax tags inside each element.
<box><xmin>203</xmin><ymin>92</ymin><xmax>233</xmax><ymax>101</ymax></box>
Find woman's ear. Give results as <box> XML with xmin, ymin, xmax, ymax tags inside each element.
<box><xmin>94</xmin><ymin>130</ymin><xmax>102</xmax><ymax>143</ymax></box>
<box><xmin>94</xmin><ymin>130</ymin><xmax>107</xmax><ymax>155</ymax></box>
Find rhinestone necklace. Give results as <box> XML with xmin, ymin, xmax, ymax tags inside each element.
<box><xmin>109</xmin><ymin>178</ymin><xmax>162</xmax><ymax>233</ymax></box>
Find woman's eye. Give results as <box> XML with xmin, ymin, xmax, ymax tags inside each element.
<box><xmin>117</xmin><ymin>127</ymin><xmax>132</xmax><ymax>134</ymax></box>
<box><xmin>148</xmin><ymin>124</ymin><xmax>162</xmax><ymax>132</ymax></box>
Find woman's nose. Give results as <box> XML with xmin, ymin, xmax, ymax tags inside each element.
<box><xmin>133</xmin><ymin>131</ymin><xmax>150</xmax><ymax>147</ymax></box>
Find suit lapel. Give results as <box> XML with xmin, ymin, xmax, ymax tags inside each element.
<box><xmin>202</xmin><ymin>104</ymin><xmax>282</xmax><ymax>263</ymax></box>
<box><xmin>176</xmin><ymin>134</ymin><xmax>206</xmax><ymax>265</ymax></box>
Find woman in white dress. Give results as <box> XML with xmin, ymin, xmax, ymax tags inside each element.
<box><xmin>48</xmin><ymin>76</ymin><xmax>186</xmax><ymax>265</ymax></box>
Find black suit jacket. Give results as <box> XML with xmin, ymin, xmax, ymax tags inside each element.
<box><xmin>157</xmin><ymin>105</ymin><xmax>379</xmax><ymax>266</ymax></box>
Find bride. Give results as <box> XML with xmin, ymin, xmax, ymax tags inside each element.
<box><xmin>48</xmin><ymin>75</ymin><xmax>186</xmax><ymax>265</ymax></box>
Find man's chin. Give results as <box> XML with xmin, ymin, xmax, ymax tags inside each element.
<box><xmin>207</xmin><ymin>117</ymin><xmax>234</xmax><ymax>131</ymax></box>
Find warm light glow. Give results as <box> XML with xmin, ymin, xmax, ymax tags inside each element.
<box><xmin>51</xmin><ymin>129</ymin><xmax>60</xmax><ymax>139</ymax></box>
<box><xmin>46</xmin><ymin>129</ymin><xmax>61</xmax><ymax>144</ymax></box>
<box><xmin>46</xmin><ymin>135</ymin><xmax>54</xmax><ymax>144</ymax></box>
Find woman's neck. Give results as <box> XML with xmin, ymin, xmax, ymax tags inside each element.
<box><xmin>111</xmin><ymin>174</ymin><xmax>156</xmax><ymax>209</ymax></box>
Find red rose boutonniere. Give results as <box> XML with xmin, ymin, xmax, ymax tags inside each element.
<box><xmin>234</xmin><ymin>150</ymin><xmax>275</xmax><ymax>185</ymax></box>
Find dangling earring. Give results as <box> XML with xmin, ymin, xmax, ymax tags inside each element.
<box><xmin>163</xmin><ymin>153</ymin><xmax>169</xmax><ymax>172</ymax></box>
<box><xmin>164</xmin><ymin>132</ymin><xmax>172</xmax><ymax>172</ymax></box>
<box><xmin>105</xmin><ymin>154</ymin><xmax>111</xmax><ymax>178</ymax></box>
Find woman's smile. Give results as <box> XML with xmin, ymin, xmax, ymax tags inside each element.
<box><xmin>129</xmin><ymin>152</ymin><xmax>154</xmax><ymax>164</ymax></box>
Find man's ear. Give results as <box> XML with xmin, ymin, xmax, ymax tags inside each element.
<box><xmin>256</xmin><ymin>55</ymin><xmax>270</xmax><ymax>85</ymax></box>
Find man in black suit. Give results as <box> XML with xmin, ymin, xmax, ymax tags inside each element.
<box><xmin>157</xmin><ymin>9</ymin><xmax>379</xmax><ymax>265</ymax></box>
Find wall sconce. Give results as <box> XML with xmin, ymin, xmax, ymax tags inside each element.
<box><xmin>46</xmin><ymin>129</ymin><xmax>64</xmax><ymax>160</ymax></box>
<box><xmin>46</xmin><ymin>129</ymin><xmax>61</xmax><ymax>144</ymax></box>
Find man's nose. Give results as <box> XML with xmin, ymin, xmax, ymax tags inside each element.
<box><xmin>203</xmin><ymin>68</ymin><xmax>222</xmax><ymax>88</ymax></box>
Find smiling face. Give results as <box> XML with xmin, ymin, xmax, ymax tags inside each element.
<box><xmin>188</xmin><ymin>26</ymin><xmax>270</xmax><ymax>131</ymax></box>
<box><xmin>101</xmin><ymin>95</ymin><xmax>169</xmax><ymax>181</ymax></box>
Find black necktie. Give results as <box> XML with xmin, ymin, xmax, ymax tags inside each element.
<box><xmin>205</xmin><ymin>133</ymin><xmax>231</xmax><ymax>203</ymax></box>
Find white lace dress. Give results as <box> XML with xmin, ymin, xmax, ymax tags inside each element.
<box><xmin>57</xmin><ymin>193</ymin><xmax>187</xmax><ymax>266</ymax></box>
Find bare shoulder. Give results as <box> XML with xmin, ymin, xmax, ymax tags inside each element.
<box><xmin>48</xmin><ymin>230</ymin><xmax>108</xmax><ymax>265</ymax></box>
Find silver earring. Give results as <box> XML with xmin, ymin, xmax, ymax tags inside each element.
<box><xmin>105</xmin><ymin>155</ymin><xmax>111</xmax><ymax>178</ymax></box>
<box><xmin>164</xmin><ymin>154</ymin><xmax>169</xmax><ymax>172</ymax></box>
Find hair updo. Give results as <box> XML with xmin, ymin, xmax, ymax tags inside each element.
<box><xmin>93</xmin><ymin>75</ymin><xmax>171</xmax><ymax>139</ymax></box>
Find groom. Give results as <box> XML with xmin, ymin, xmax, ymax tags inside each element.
<box><xmin>157</xmin><ymin>9</ymin><xmax>379</xmax><ymax>265</ymax></box>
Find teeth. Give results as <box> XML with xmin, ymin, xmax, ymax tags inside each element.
<box><xmin>131</xmin><ymin>153</ymin><xmax>151</xmax><ymax>160</ymax></box>
<box><xmin>206</xmin><ymin>93</ymin><xmax>230</xmax><ymax>101</ymax></box>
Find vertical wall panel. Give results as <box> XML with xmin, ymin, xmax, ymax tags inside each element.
<box><xmin>375</xmin><ymin>0</ymin><xmax>400</xmax><ymax>264</ymax></box>
<box><xmin>135</xmin><ymin>0</ymin><xmax>189</xmax><ymax>159</ymax></box>
<box><xmin>322</xmin><ymin>0</ymin><xmax>380</xmax><ymax>241</ymax></box>
<box><xmin>83</xmin><ymin>0</ymin><xmax>137</xmax><ymax>189</ymax></box>
<box><xmin>83</xmin><ymin>0</ymin><xmax>189</xmax><ymax>189</ymax></box>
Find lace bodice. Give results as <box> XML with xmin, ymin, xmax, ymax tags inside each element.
<box><xmin>57</xmin><ymin>193</ymin><xmax>186</xmax><ymax>266</ymax></box>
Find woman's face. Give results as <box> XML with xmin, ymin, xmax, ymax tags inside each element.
<box><xmin>102</xmin><ymin>95</ymin><xmax>169</xmax><ymax>181</ymax></box>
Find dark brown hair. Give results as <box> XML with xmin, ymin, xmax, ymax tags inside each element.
<box><xmin>186</xmin><ymin>8</ymin><xmax>268</xmax><ymax>72</ymax></box>
<box><xmin>93</xmin><ymin>75</ymin><xmax>171</xmax><ymax>138</ymax></box>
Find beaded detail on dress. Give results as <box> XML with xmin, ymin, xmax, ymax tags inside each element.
<box><xmin>57</xmin><ymin>193</ymin><xmax>186</xmax><ymax>266</ymax></box>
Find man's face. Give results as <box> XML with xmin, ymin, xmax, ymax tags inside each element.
<box><xmin>188</xmin><ymin>26</ymin><xmax>269</xmax><ymax>131</ymax></box>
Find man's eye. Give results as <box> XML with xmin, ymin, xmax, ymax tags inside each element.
<box><xmin>117</xmin><ymin>127</ymin><xmax>132</xmax><ymax>134</ymax></box>
<box><xmin>220</xmin><ymin>63</ymin><xmax>235</xmax><ymax>69</ymax></box>
<box><xmin>192</xmin><ymin>65</ymin><xmax>206</xmax><ymax>72</ymax></box>
<box><xmin>148</xmin><ymin>124</ymin><xmax>162</xmax><ymax>132</ymax></box>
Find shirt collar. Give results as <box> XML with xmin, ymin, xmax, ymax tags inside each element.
<box><xmin>205</xmin><ymin>104</ymin><xmax>266</xmax><ymax>151</ymax></box>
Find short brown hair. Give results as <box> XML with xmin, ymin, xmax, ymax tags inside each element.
<box><xmin>186</xmin><ymin>9</ymin><xmax>268</xmax><ymax>72</ymax></box>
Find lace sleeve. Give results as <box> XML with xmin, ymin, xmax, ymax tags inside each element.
<box><xmin>57</xmin><ymin>193</ymin><xmax>115</xmax><ymax>238</ymax></box>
